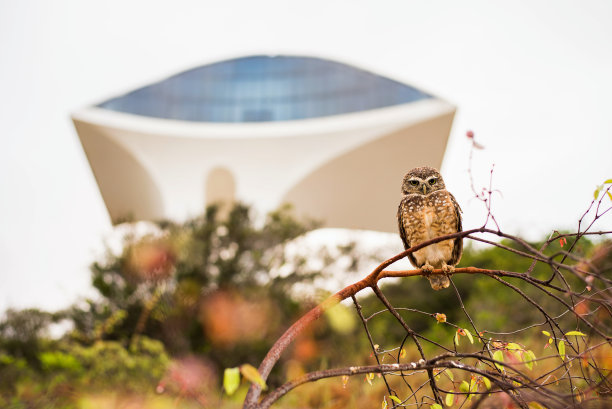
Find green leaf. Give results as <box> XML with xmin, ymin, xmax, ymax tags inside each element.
<box><xmin>240</xmin><ymin>364</ymin><xmax>267</xmax><ymax>390</ymax></box>
<box><xmin>558</xmin><ymin>340</ymin><xmax>566</xmax><ymax>361</ymax></box>
<box><xmin>459</xmin><ymin>380</ymin><xmax>469</xmax><ymax>393</ymax></box>
<box><xmin>524</xmin><ymin>350</ymin><xmax>537</xmax><ymax>370</ymax></box>
<box><xmin>431</xmin><ymin>404</ymin><xmax>444</xmax><ymax>409</ymax></box>
<box><xmin>389</xmin><ymin>395</ymin><xmax>402</xmax><ymax>405</ymax></box>
<box><xmin>445</xmin><ymin>392</ymin><xmax>454</xmax><ymax>406</ymax></box>
<box><xmin>607</xmin><ymin>191</ymin><xmax>612</xmax><ymax>201</ymax></box>
<box><xmin>594</xmin><ymin>186</ymin><xmax>602</xmax><ymax>199</ymax></box>
<box><xmin>382</xmin><ymin>396</ymin><xmax>388</xmax><ymax>409</ymax></box>
<box><xmin>468</xmin><ymin>378</ymin><xmax>476</xmax><ymax>399</ymax></box>
<box><xmin>565</xmin><ymin>331</ymin><xmax>586</xmax><ymax>337</ymax></box>
<box><xmin>506</xmin><ymin>342</ymin><xmax>522</xmax><ymax>360</ymax></box>
<box><xmin>324</xmin><ymin>303</ymin><xmax>356</xmax><ymax>334</ymax></box>
<box><xmin>464</xmin><ymin>329</ymin><xmax>474</xmax><ymax>344</ymax></box>
<box><xmin>445</xmin><ymin>370</ymin><xmax>454</xmax><ymax>382</ymax></box>
<box><xmin>454</xmin><ymin>331</ymin><xmax>459</xmax><ymax>346</ymax></box>
<box><xmin>223</xmin><ymin>367</ymin><xmax>240</xmax><ymax>395</ymax></box>
<box><xmin>493</xmin><ymin>350</ymin><xmax>504</xmax><ymax>370</ymax></box>
<box><xmin>604</xmin><ymin>179</ymin><xmax>612</xmax><ymax>184</ymax></box>
<box><xmin>541</xmin><ymin>330</ymin><xmax>551</xmax><ymax>337</ymax></box>
<box><xmin>483</xmin><ymin>376</ymin><xmax>492</xmax><ymax>390</ymax></box>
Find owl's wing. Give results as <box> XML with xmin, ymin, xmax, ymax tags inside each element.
<box><xmin>448</xmin><ymin>192</ymin><xmax>463</xmax><ymax>265</ymax></box>
<box><xmin>397</xmin><ymin>198</ymin><xmax>419</xmax><ymax>267</ymax></box>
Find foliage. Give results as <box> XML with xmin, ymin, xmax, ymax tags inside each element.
<box><xmin>0</xmin><ymin>335</ymin><xmax>169</xmax><ymax>408</ymax></box>
<box><xmin>0</xmin><ymin>202</ymin><xmax>373</xmax><ymax>407</ymax></box>
<box><xmin>1</xmin><ymin>194</ymin><xmax>611</xmax><ymax>408</ymax></box>
<box><xmin>66</xmin><ymin>203</ymin><xmax>341</xmax><ymax>369</ymax></box>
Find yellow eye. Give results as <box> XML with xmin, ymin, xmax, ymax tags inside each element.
<box><xmin>429</xmin><ymin>178</ymin><xmax>437</xmax><ymax>185</ymax></box>
<box><xmin>410</xmin><ymin>180</ymin><xmax>419</xmax><ymax>186</ymax></box>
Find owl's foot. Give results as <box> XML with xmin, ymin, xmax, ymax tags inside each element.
<box><xmin>421</xmin><ymin>263</ymin><xmax>434</xmax><ymax>275</ymax></box>
<box><xmin>442</xmin><ymin>263</ymin><xmax>455</xmax><ymax>275</ymax></box>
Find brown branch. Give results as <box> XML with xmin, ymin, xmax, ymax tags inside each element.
<box><xmin>256</xmin><ymin>354</ymin><xmax>575</xmax><ymax>409</ymax></box>
<box><xmin>371</xmin><ymin>284</ymin><xmax>443</xmax><ymax>405</ymax></box>
<box><xmin>351</xmin><ymin>294</ymin><xmax>396</xmax><ymax>398</ymax></box>
<box><xmin>243</xmin><ymin>228</ymin><xmax>486</xmax><ymax>407</ymax></box>
<box><xmin>242</xmin><ymin>225</ymin><xmax>612</xmax><ymax>408</ymax></box>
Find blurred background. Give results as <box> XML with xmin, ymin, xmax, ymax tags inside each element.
<box><xmin>1</xmin><ymin>0</ymin><xmax>611</xmax><ymax>313</ymax></box>
<box><xmin>1</xmin><ymin>1</ymin><xmax>611</xmax><ymax>408</ymax></box>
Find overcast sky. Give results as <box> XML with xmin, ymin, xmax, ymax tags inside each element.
<box><xmin>1</xmin><ymin>0</ymin><xmax>611</xmax><ymax>313</ymax></box>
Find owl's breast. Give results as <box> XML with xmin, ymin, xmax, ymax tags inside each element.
<box><xmin>422</xmin><ymin>206</ymin><xmax>436</xmax><ymax>237</ymax></box>
<box><xmin>401</xmin><ymin>191</ymin><xmax>458</xmax><ymax>267</ymax></box>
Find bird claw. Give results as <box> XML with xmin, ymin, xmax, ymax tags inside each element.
<box><xmin>442</xmin><ymin>264</ymin><xmax>455</xmax><ymax>275</ymax></box>
<box><xmin>421</xmin><ymin>264</ymin><xmax>434</xmax><ymax>275</ymax></box>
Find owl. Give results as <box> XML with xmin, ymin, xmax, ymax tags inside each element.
<box><xmin>397</xmin><ymin>167</ymin><xmax>463</xmax><ymax>290</ymax></box>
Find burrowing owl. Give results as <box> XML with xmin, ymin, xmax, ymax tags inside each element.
<box><xmin>397</xmin><ymin>167</ymin><xmax>463</xmax><ymax>290</ymax></box>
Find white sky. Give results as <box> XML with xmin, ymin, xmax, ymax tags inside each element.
<box><xmin>1</xmin><ymin>0</ymin><xmax>611</xmax><ymax>313</ymax></box>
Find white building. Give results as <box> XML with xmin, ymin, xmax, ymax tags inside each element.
<box><xmin>72</xmin><ymin>55</ymin><xmax>455</xmax><ymax>232</ymax></box>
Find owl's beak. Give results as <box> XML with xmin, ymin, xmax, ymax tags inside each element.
<box><xmin>422</xmin><ymin>184</ymin><xmax>427</xmax><ymax>194</ymax></box>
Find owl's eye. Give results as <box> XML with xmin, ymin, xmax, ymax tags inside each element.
<box><xmin>428</xmin><ymin>178</ymin><xmax>437</xmax><ymax>185</ymax></box>
<box><xmin>409</xmin><ymin>180</ymin><xmax>419</xmax><ymax>186</ymax></box>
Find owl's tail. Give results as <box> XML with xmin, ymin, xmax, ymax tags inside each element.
<box><xmin>428</xmin><ymin>274</ymin><xmax>450</xmax><ymax>290</ymax></box>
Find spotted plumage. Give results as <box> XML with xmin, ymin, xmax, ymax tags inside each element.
<box><xmin>397</xmin><ymin>167</ymin><xmax>463</xmax><ymax>290</ymax></box>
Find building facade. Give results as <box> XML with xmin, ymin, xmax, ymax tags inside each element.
<box><xmin>72</xmin><ymin>55</ymin><xmax>455</xmax><ymax>232</ymax></box>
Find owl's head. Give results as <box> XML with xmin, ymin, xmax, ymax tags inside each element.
<box><xmin>401</xmin><ymin>166</ymin><xmax>446</xmax><ymax>195</ymax></box>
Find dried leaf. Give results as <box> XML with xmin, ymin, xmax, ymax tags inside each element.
<box><xmin>240</xmin><ymin>364</ymin><xmax>267</xmax><ymax>390</ymax></box>
<box><xmin>223</xmin><ymin>367</ymin><xmax>241</xmax><ymax>396</ymax></box>
<box><xmin>435</xmin><ymin>313</ymin><xmax>447</xmax><ymax>323</ymax></box>
<box><xmin>399</xmin><ymin>348</ymin><xmax>407</xmax><ymax>359</ymax></box>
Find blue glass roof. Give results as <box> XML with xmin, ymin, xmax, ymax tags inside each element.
<box><xmin>97</xmin><ymin>55</ymin><xmax>432</xmax><ymax>123</ymax></box>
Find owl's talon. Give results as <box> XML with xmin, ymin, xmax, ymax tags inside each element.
<box><xmin>442</xmin><ymin>263</ymin><xmax>455</xmax><ymax>275</ymax></box>
<box><xmin>421</xmin><ymin>264</ymin><xmax>434</xmax><ymax>275</ymax></box>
